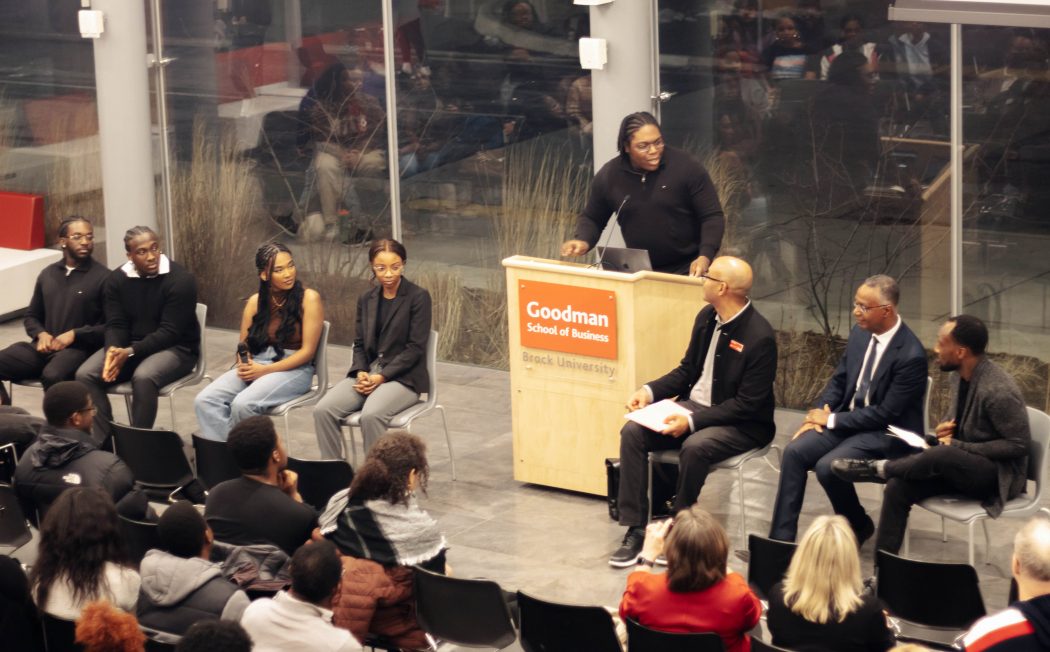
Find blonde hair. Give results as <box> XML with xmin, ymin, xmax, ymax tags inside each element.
<box><xmin>782</xmin><ymin>515</ymin><xmax>863</xmax><ymax>624</ymax></box>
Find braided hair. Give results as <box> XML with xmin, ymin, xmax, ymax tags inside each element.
<box><xmin>616</xmin><ymin>111</ymin><xmax>660</xmax><ymax>158</ymax></box>
<box><xmin>245</xmin><ymin>242</ymin><xmax>304</xmax><ymax>358</ymax></box>
<box><xmin>58</xmin><ymin>215</ymin><xmax>90</xmax><ymax>238</ymax></box>
<box><xmin>122</xmin><ymin>225</ymin><xmax>157</xmax><ymax>252</ymax></box>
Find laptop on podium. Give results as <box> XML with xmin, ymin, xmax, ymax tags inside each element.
<box><xmin>596</xmin><ymin>246</ymin><xmax>652</xmax><ymax>273</ymax></box>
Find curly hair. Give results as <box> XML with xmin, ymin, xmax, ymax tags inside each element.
<box><xmin>246</xmin><ymin>242</ymin><xmax>305</xmax><ymax>358</ymax></box>
<box><xmin>348</xmin><ymin>430</ymin><xmax>429</xmax><ymax>505</ymax></box>
<box><xmin>75</xmin><ymin>601</ymin><xmax>145</xmax><ymax>652</ymax></box>
<box><xmin>31</xmin><ymin>487</ymin><xmax>127</xmax><ymax>609</ymax></box>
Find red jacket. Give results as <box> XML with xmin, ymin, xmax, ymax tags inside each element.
<box><xmin>620</xmin><ymin>570</ymin><xmax>762</xmax><ymax>652</ymax></box>
<box><xmin>331</xmin><ymin>556</ymin><xmax>428</xmax><ymax>651</ymax></box>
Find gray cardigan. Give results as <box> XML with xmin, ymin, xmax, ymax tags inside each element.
<box><xmin>947</xmin><ymin>357</ymin><xmax>1030</xmax><ymax>516</ymax></box>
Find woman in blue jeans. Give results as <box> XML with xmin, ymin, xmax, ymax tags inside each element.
<box><xmin>195</xmin><ymin>243</ymin><xmax>323</xmax><ymax>440</ymax></box>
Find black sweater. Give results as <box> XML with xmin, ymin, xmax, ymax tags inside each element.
<box><xmin>574</xmin><ymin>146</ymin><xmax>725</xmax><ymax>272</ymax></box>
<box><xmin>103</xmin><ymin>261</ymin><xmax>199</xmax><ymax>357</ymax></box>
<box><xmin>24</xmin><ymin>258</ymin><xmax>109</xmax><ymax>350</ymax></box>
<box><xmin>766</xmin><ymin>582</ymin><xmax>895</xmax><ymax>652</ymax></box>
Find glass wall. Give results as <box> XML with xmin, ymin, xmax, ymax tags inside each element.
<box><xmin>0</xmin><ymin>1</ymin><xmax>104</xmax><ymax>257</ymax></box>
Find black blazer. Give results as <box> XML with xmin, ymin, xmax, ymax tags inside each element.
<box><xmin>647</xmin><ymin>303</ymin><xmax>778</xmax><ymax>442</ymax></box>
<box><xmin>819</xmin><ymin>322</ymin><xmax>927</xmax><ymax>436</ymax></box>
<box><xmin>348</xmin><ymin>278</ymin><xmax>432</xmax><ymax>395</ymax></box>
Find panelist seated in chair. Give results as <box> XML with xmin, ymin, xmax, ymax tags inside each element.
<box><xmin>769</xmin><ymin>274</ymin><xmax>927</xmax><ymax>546</ymax></box>
<box><xmin>313</xmin><ymin>239</ymin><xmax>431</xmax><ymax>459</ymax></box>
<box><xmin>14</xmin><ymin>381</ymin><xmax>134</xmax><ymax>518</ymax></box>
<box><xmin>76</xmin><ymin>226</ymin><xmax>199</xmax><ymax>442</ymax></box>
<box><xmin>194</xmin><ymin>243</ymin><xmax>323</xmax><ymax>441</ymax></box>
<box><xmin>610</xmin><ymin>256</ymin><xmax>777</xmax><ymax>567</ymax></box>
<box><xmin>0</xmin><ymin>216</ymin><xmax>108</xmax><ymax>404</ymax></box>
<box><xmin>833</xmin><ymin>314</ymin><xmax>1031</xmax><ymax>554</ymax></box>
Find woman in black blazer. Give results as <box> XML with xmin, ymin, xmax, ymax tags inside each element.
<box><xmin>313</xmin><ymin>239</ymin><xmax>432</xmax><ymax>459</ymax></box>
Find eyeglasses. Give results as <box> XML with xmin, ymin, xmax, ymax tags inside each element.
<box><xmin>853</xmin><ymin>303</ymin><xmax>890</xmax><ymax>314</ymax></box>
<box><xmin>700</xmin><ymin>273</ymin><xmax>725</xmax><ymax>285</ymax></box>
<box><xmin>372</xmin><ymin>264</ymin><xmax>404</xmax><ymax>274</ymax></box>
<box><xmin>76</xmin><ymin>405</ymin><xmax>97</xmax><ymax>415</ymax></box>
<box><xmin>65</xmin><ymin>234</ymin><xmax>94</xmax><ymax>243</ymax></box>
<box><xmin>632</xmin><ymin>138</ymin><xmax>664</xmax><ymax>154</ymax></box>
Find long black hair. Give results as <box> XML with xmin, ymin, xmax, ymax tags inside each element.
<box><xmin>246</xmin><ymin>242</ymin><xmax>304</xmax><ymax>358</ymax></box>
<box><xmin>312</xmin><ymin>62</ymin><xmax>350</xmax><ymax>112</ymax></box>
<box><xmin>30</xmin><ymin>487</ymin><xmax>128</xmax><ymax>608</ymax></box>
<box><xmin>347</xmin><ymin>430</ymin><xmax>429</xmax><ymax>506</ymax></box>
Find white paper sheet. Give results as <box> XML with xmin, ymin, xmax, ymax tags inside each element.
<box><xmin>624</xmin><ymin>399</ymin><xmax>691</xmax><ymax>432</ymax></box>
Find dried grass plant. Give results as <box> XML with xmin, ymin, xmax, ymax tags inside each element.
<box><xmin>415</xmin><ymin>266</ymin><xmax>466</xmax><ymax>360</ymax></box>
<box><xmin>172</xmin><ymin>121</ymin><xmax>261</xmax><ymax>328</ymax></box>
<box><xmin>294</xmin><ymin>241</ymin><xmax>371</xmax><ymax>346</ymax></box>
<box><xmin>773</xmin><ymin>328</ymin><xmax>845</xmax><ymax>409</ymax></box>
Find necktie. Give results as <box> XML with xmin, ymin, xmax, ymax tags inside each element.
<box><xmin>854</xmin><ymin>338</ymin><xmax>879</xmax><ymax>410</ymax></box>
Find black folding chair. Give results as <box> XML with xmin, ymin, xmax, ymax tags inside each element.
<box><xmin>876</xmin><ymin>549</ymin><xmax>986</xmax><ymax>649</ymax></box>
<box><xmin>751</xmin><ymin>637</ymin><xmax>795</xmax><ymax>651</ymax></box>
<box><xmin>413</xmin><ymin>566</ymin><xmax>517</xmax><ymax>649</ymax></box>
<box><xmin>286</xmin><ymin>457</ymin><xmax>354</xmax><ymax>511</ymax></box>
<box><xmin>112</xmin><ymin>423</ymin><xmax>196</xmax><ymax>502</ymax></box>
<box><xmin>0</xmin><ymin>483</ymin><xmax>32</xmax><ymax>552</ymax></box>
<box><xmin>41</xmin><ymin>612</ymin><xmax>83</xmax><ymax>652</ymax></box>
<box><xmin>119</xmin><ymin>514</ymin><xmax>161</xmax><ymax>568</ymax></box>
<box><xmin>746</xmin><ymin>534</ymin><xmax>798</xmax><ymax>600</ymax></box>
<box><xmin>625</xmin><ymin>618</ymin><xmax>725</xmax><ymax>652</ymax></box>
<box><xmin>517</xmin><ymin>590</ymin><xmax>621</xmax><ymax>652</ymax></box>
<box><xmin>192</xmin><ymin>434</ymin><xmax>241</xmax><ymax>490</ymax></box>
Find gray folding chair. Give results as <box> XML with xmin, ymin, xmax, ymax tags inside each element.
<box><xmin>904</xmin><ymin>406</ymin><xmax>1050</xmax><ymax>565</ymax></box>
<box><xmin>108</xmin><ymin>303</ymin><xmax>211</xmax><ymax>432</ymax></box>
<box><xmin>341</xmin><ymin>329</ymin><xmax>455</xmax><ymax>479</ymax></box>
<box><xmin>264</xmin><ymin>320</ymin><xmax>330</xmax><ymax>455</ymax></box>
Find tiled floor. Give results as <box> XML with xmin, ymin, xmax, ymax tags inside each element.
<box><xmin>2</xmin><ymin>318</ymin><xmax>1042</xmax><ymax>639</ymax></box>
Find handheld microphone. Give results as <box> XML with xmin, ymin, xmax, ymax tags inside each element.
<box><xmin>236</xmin><ymin>341</ymin><xmax>250</xmax><ymax>365</ymax></box>
<box><xmin>593</xmin><ymin>194</ymin><xmax>631</xmax><ymax>271</ymax></box>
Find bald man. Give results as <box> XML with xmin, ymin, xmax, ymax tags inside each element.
<box><xmin>610</xmin><ymin>256</ymin><xmax>778</xmax><ymax>567</ymax></box>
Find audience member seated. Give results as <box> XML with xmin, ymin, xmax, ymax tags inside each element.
<box><xmin>0</xmin><ymin>405</ymin><xmax>44</xmax><ymax>456</ymax></box>
<box><xmin>833</xmin><ymin>314</ymin><xmax>1031</xmax><ymax>554</ymax></box>
<box><xmin>314</xmin><ymin>239</ymin><xmax>432</xmax><ymax>459</ymax></box>
<box><xmin>610</xmin><ymin>256</ymin><xmax>776</xmax><ymax>566</ymax></box>
<box><xmin>319</xmin><ymin>430</ymin><xmax>446</xmax><ymax>649</ymax></box>
<box><xmin>205</xmin><ymin>416</ymin><xmax>317</xmax><ymax>556</ymax></box>
<box><xmin>137</xmin><ymin>501</ymin><xmax>250</xmax><ymax>636</ymax></box>
<box><xmin>195</xmin><ymin>244</ymin><xmax>323</xmax><ymax>441</ymax></box>
<box><xmin>241</xmin><ymin>540</ymin><xmax>363</xmax><ymax>652</ymax></box>
<box><xmin>762</xmin><ymin>14</ymin><xmax>812</xmax><ymax>82</ymax></box>
<box><xmin>961</xmin><ymin>513</ymin><xmax>1050</xmax><ymax>651</ymax></box>
<box><xmin>176</xmin><ymin>620</ymin><xmax>254</xmax><ymax>652</ymax></box>
<box><xmin>76</xmin><ymin>600</ymin><xmax>147</xmax><ymax>652</ymax></box>
<box><xmin>767</xmin><ymin>515</ymin><xmax>895</xmax><ymax>652</ymax></box>
<box><xmin>76</xmin><ymin>226</ymin><xmax>200</xmax><ymax>442</ymax></box>
<box><xmin>619</xmin><ymin>506</ymin><xmax>761</xmax><ymax>652</ymax></box>
<box><xmin>14</xmin><ymin>381</ymin><xmax>134</xmax><ymax>519</ymax></box>
<box><xmin>770</xmin><ymin>275</ymin><xmax>927</xmax><ymax>545</ymax></box>
<box><xmin>0</xmin><ymin>216</ymin><xmax>108</xmax><ymax>404</ymax></box>
<box><xmin>0</xmin><ymin>555</ymin><xmax>43</xmax><ymax>650</ymax></box>
<box><xmin>31</xmin><ymin>487</ymin><xmax>140</xmax><ymax>620</ymax></box>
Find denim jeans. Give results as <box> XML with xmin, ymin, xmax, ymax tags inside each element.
<box><xmin>194</xmin><ymin>347</ymin><xmax>314</xmax><ymax>441</ymax></box>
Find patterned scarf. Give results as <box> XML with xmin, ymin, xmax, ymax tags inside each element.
<box><xmin>318</xmin><ymin>488</ymin><xmax>446</xmax><ymax>566</ymax></box>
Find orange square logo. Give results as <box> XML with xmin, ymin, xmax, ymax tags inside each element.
<box><xmin>519</xmin><ymin>281</ymin><xmax>617</xmax><ymax>360</ymax></box>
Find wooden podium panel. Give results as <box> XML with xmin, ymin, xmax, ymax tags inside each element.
<box><xmin>503</xmin><ymin>256</ymin><xmax>705</xmax><ymax>495</ymax></box>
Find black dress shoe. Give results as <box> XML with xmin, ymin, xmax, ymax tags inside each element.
<box><xmin>609</xmin><ymin>527</ymin><xmax>645</xmax><ymax>568</ymax></box>
<box><xmin>830</xmin><ymin>458</ymin><xmax>885</xmax><ymax>483</ymax></box>
<box><xmin>854</xmin><ymin>515</ymin><xmax>876</xmax><ymax>548</ymax></box>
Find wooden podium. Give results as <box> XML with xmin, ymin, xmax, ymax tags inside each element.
<box><xmin>502</xmin><ymin>256</ymin><xmax>705</xmax><ymax>495</ymax></box>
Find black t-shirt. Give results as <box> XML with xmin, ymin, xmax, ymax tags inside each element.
<box><xmin>204</xmin><ymin>477</ymin><xmax>317</xmax><ymax>556</ymax></box>
<box><xmin>766</xmin><ymin>582</ymin><xmax>895</xmax><ymax>652</ymax></box>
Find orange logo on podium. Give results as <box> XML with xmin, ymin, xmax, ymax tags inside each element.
<box><xmin>518</xmin><ymin>281</ymin><xmax>617</xmax><ymax>359</ymax></box>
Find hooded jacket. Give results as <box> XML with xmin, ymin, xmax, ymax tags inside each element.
<box><xmin>962</xmin><ymin>593</ymin><xmax>1050</xmax><ymax>651</ymax></box>
<box><xmin>13</xmin><ymin>424</ymin><xmax>134</xmax><ymax>518</ymax></box>
<box><xmin>136</xmin><ymin>549</ymin><xmax>249</xmax><ymax>636</ymax></box>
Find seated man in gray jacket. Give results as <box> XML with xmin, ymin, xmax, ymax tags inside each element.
<box><xmin>13</xmin><ymin>381</ymin><xmax>133</xmax><ymax>520</ymax></box>
<box><xmin>833</xmin><ymin>314</ymin><xmax>1031</xmax><ymax>554</ymax></box>
<box><xmin>137</xmin><ymin>500</ymin><xmax>249</xmax><ymax>635</ymax></box>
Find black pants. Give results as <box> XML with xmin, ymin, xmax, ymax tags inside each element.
<box><xmin>875</xmin><ymin>444</ymin><xmax>999</xmax><ymax>553</ymax></box>
<box><xmin>617</xmin><ymin>400</ymin><xmax>766</xmax><ymax>527</ymax></box>
<box><xmin>0</xmin><ymin>342</ymin><xmax>94</xmax><ymax>390</ymax></box>
<box><xmin>75</xmin><ymin>346</ymin><xmax>197</xmax><ymax>440</ymax></box>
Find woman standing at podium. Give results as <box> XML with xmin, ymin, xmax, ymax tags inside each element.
<box><xmin>560</xmin><ymin>112</ymin><xmax>725</xmax><ymax>276</ymax></box>
<box><xmin>313</xmin><ymin>239</ymin><xmax>432</xmax><ymax>459</ymax></box>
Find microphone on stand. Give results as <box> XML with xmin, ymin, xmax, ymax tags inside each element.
<box><xmin>593</xmin><ymin>194</ymin><xmax>631</xmax><ymax>271</ymax></box>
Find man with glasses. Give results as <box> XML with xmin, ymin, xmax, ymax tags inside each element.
<box><xmin>561</xmin><ymin>111</ymin><xmax>725</xmax><ymax>276</ymax></box>
<box><xmin>610</xmin><ymin>256</ymin><xmax>777</xmax><ymax>566</ymax></box>
<box><xmin>0</xmin><ymin>216</ymin><xmax>108</xmax><ymax>404</ymax></box>
<box><xmin>769</xmin><ymin>274</ymin><xmax>927</xmax><ymax>545</ymax></box>
<box><xmin>76</xmin><ymin>226</ymin><xmax>199</xmax><ymax>441</ymax></box>
<box><xmin>14</xmin><ymin>381</ymin><xmax>133</xmax><ymax>517</ymax></box>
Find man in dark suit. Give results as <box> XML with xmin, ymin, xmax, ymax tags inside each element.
<box><xmin>832</xmin><ymin>314</ymin><xmax>1030</xmax><ymax>553</ymax></box>
<box><xmin>769</xmin><ymin>274</ymin><xmax>927</xmax><ymax>544</ymax></box>
<box><xmin>610</xmin><ymin>256</ymin><xmax>777</xmax><ymax>566</ymax></box>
